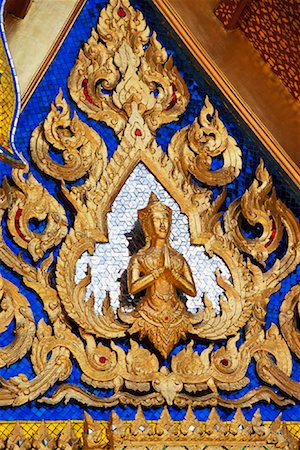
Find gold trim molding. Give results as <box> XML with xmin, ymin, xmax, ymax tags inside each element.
<box><xmin>0</xmin><ymin>0</ymin><xmax>299</xmax><ymax>412</ymax></box>
<box><xmin>0</xmin><ymin>408</ymin><xmax>299</xmax><ymax>449</ymax></box>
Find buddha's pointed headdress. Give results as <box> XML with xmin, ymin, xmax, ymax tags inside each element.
<box><xmin>138</xmin><ymin>193</ymin><xmax>172</xmax><ymax>238</ymax></box>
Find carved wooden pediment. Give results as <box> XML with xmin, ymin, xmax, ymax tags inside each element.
<box><xmin>0</xmin><ymin>0</ymin><xmax>299</xmax><ymax>445</ymax></box>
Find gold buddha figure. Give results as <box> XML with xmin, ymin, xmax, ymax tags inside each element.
<box><xmin>122</xmin><ymin>192</ymin><xmax>196</xmax><ymax>358</ymax></box>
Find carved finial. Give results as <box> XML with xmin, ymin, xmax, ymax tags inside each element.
<box><xmin>57</xmin><ymin>421</ymin><xmax>79</xmax><ymax>450</ymax></box>
<box><xmin>230</xmin><ymin>408</ymin><xmax>252</xmax><ymax>437</ymax></box>
<box><xmin>252</xmin><ymin>409</ymin><xmax>269</xmax><ymax>438</ymax></box>
<box><xmin>83</xmin><ymin>412</ymin><xmax>107</xmax><ymax>450</ymax></box>
<box><xmin>181</xmin><ymin>405</ymin><xmax>203</xmax><ymax>436</ymax></box>
<box><xmin>205</xmin><ymin>408</ymin><xmax>227</xmax><ymax>436</ymax></box>
<box><xmin>6</xmin><ymin>422</ymin><xmax>31</xmax><ymax>450</ymax></box>
<box><xmin>156</xmin><ymin>406</ymin><xmax>178</xmax><ymax>436</ymax></box>
<box><xmin>269</xmin><ymin>413</ymin><xmax>282</xmax><ymax>433</ymax></box>
<box><xmin>32</xmin><ymin>421</ymin><xmax>55</xmax><ymax>450</ymax></box>
<box><xmin>109</xmin><ymin>410</ymin><xmax>127</xmax><ymax>441</ymax></box>
<box><xmin>130</xmin><ymin>406</ymin><xmax>152</xmax><ymax>436</ymax></box>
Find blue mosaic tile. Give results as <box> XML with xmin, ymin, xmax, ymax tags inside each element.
<box><xmin>0</xmin><ymin>0</ymin><xmax>299</xmax><ymax>424</ymax></box>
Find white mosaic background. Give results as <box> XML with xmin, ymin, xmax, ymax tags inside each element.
<box><xmin>75</xmin><ymin>163</ymin><xmax>231</xmax><ymax>313</ymax></box>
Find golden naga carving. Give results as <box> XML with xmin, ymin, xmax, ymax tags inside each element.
<box><xmin>0</xmin><ymin>0</ymin><xmax>299</xmax><ymax>418</ymax></box>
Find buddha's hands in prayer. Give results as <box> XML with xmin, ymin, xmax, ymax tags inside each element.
<box><xmin>163</xmin><ymin>246</ymin><xmax>181</xmax><ymax>281</ymax></box>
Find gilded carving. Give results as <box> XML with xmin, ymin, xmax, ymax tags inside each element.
<box><xmin>3</xmin><ymin>163</ymin><xmax>68</xmax><ymax>261</ymax></box>
<box><xmin>0</xmin><ymin>275</ymin><xmax>35</xmax><ymax>368</ymax></box>
<box><xmin>169</xmin><ymin>95</ymin><xmax>242</xmax><ymax>186</ymax></box>
<box><xmin>224</xmin><ymin>160</ymin><xmax>284</xmax><ymax>265</ymax></box>
<box><xmin>68</xmin><ymin>0</ymin><xmax>189</xmax><ymax>136</ymax></box>
<box><xmin>279</xmin><ymin>284</ymin><xmax>300</xmax><ymax>359</ymax></box>
<box><xmin>120</xmin><ymin>192</ymin><xmax>197</xmax><ymax>357</ymax></box>
<box><xmin>0</xmin><ymin>0</ymin><xmax>299</xmax><ymax>421</ymax></box>
<box><xmin>32</xmin><ymin>422</ymin><xmax>56</xmax><ymax>450</ymax></box>
<box><xmin>30</xmin><ymin>89</ymin><xmax>107</xmax><ymax>183</ymax></box>
<box><xmin>1</xmin><ymin>411</ymin><xmax>298</xmax><ymax>450</ymax></box>
<box><xmin>6</xmin><ymin>423</ymin><xmax>31</xmax><ymax>450</ymax></box>
<box><xmin>57</xmin><ymin>421</ymin><xmax>80</xmax><ymax>450</ymax></box>
<box><xmin>104</xmin><ymin>406</ymin><xmax>299</xmax><ymax>449</ymax></box>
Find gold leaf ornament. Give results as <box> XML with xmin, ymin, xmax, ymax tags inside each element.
<box><xmin>225</xmin><ymin>160</ymin><xmax>286</xmax><ymax>265</ymax></box>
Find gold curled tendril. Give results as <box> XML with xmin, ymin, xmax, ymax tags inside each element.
<box><xmin>224</xmin><ymin>160</ymin><xmax>286</xmax><ymax>265</ymax></box>
<box><xmin>3</xmin><ymin>163</ymin><xmax>68</xmax><ymax>262</ymax></box>
<box><xmin>30</xmin><ymin>89</ymin><xmax>107</xmax><ymax>182</ymax></box>
<box><xmin>168</xmin><ymin>95</ymin><xmax>242</xmax><ymax>186</ymax></box>
<box><xmin>0</xmin><ymin>275</ymin><xmax>35</xmax><ymax>368</ymax></box>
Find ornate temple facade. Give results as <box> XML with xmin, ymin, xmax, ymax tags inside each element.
<box><xmin>0</xmin><ymin>0</ymin><xmax>299</xmax><ymax>448</ymax></box>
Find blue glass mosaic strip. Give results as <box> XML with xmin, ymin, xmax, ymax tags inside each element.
<box><xmin>0</xmin><ymin>0</ymin><xmax>299</xmax><ymax>424</ymax></box>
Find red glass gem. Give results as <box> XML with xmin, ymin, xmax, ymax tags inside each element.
<box><xmin>117</xmin><ymin>7</ymin><xmax>126</xmax><ymax>17</ymax></box>
<box><xmin>220</xmin><ymin>358</ymin><xmax>229</xmax><ymax>367</ymax></box>
<box><xmin>82</xmin><ymin>79</ymin><xmax>96</xmax><ymax>106</ymax></box>
<box><xmin>163</xmin><ymin>82</ymin><xmax>178</xmax><ymax>111</ymax></box>
<box><xmin>135</xmin><ymin>129</ymin><xmax>142</xmax><ymax>136</ymax></box>
<box><xmin>99</xmin><ymin>356</ymin><xmax>107</xmax><ymax>364</ymax></box>
<box><xmin>164</xmin><ymin>316</ymin><xmax>169</xmax><ymax>321</ymax></box>
<box><xmin>265</xmin><ymin>220</ymin><xmax>277</xmax><ymax>248</ymax></box>
<box><xmin>271</xmin><ymin>227</ymin><xmax>277</xmax><ymax>240</ymax></box>
<box><xmin>15</xmin><ymin>208</ymin><xmax>30</xmax><ymax>243</ymax></box>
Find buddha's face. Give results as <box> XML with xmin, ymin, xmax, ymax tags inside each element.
<box><xmin>150</xmin><ymin>211</ymin><xmax>170</xmax><ymax>239</ymax></box>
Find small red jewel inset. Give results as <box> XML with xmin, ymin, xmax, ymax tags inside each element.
<box><xmin>164</xmin><ymin>82</ymin><xmax>178</xmax><ymax>112</ymax></box>
<box><xmin>15</xmin><ymin>209</ymin><xmax>30</xmax><ymax>243</ymax></box>
<box><xmin>82</xmin><ymin>79</ymin><xmax>97</xmax><ymax>106</ymax></box>
<box><xmin>220</xmin><ymin>358</ymin><xmax>229</xmax><ymax>367</ymax></box>
<box><xmin>265</xmin><ymin>220</ymin><xmax>277</xmax><ymax>248</ymax></box>
<box><xmin>99</xmin><ymin>356</ymin><xmax>107</xmax><ymax>364</ymax></box>
<box><xmin>135</xmin><ymin>128</ymin><xmax>142</xmax><ymax>136</ymax></box>
<box><xmin>164</xmin><ymin>316</ymin><xmax>169</xmax><ymax>321</ymax></box>
<box><xmin>117</xmin><ymin>7</ymin><xmax>126</xmax><ymax>17</ymax></box>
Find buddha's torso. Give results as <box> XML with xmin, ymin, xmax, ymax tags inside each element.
<box><xmin>136</xmin><ymin>246</ymin><xmax>184</xmax><ymax>302</ymax></box>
